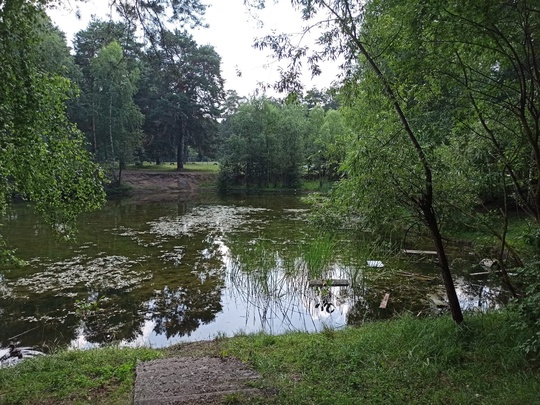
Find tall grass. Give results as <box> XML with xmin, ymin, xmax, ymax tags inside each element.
<box><xmin>225</xmin><ymin>310</ymin><xmax>540</xmax><ymax>404</ymax></box>
<box><xmin>301</xmin><ymin>235</ymin><xmax>336</xmax><ymax>279</ymax></box>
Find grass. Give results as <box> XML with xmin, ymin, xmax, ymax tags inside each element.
<box><xmin>127</xmin><ymin>161</ymin><xmax>220</xmax><ymax>173</ymax></box>
<box><xmin>1</xmin><ymin>311</ymin><xmax>538</xmax><ymax>404</ymax></box>
<box><xmin>301</xmin><ymin>179</ymin><xmax>335</xmax><ymax>192</ymax></box>
<box><xmin>445</xmin><ymin>212</ymin><xmax>537</xmax><ymax>254</ymax></box>
<box><xmin>224</xmin><ymin>311</ymin><xmax>540</xmax><ymax>404</ymax></box>
<box><xmin>0</xmin><ymin>346</ymin><xmax>162</xmax><ymax>404</ymax></box>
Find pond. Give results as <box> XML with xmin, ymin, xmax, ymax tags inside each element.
<box><xmin>0</xmin><ymin>193</ymin><xmax>507</xmax><ymax>350</ymax></box>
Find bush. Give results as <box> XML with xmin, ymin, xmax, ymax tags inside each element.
<box><xmin>513</xmin><ymin>261</ymin><xmax>540</xmax><ymax>357</ymax></box>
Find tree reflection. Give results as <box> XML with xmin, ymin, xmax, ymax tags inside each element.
<box><xmin>147</xmin><ymin>277</ymin><xmax>224</xmax><ymax>339</ymax></box>
<box><xmin>77</xmin><ymin>291</ymin><xmax>147</xmax><ymax>344</ymax></box>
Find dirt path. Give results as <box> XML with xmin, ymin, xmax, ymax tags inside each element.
<box><xmin>121</xmin><ymin>170</ymin><xmax>217</xmax><ymax>194</ymax></box>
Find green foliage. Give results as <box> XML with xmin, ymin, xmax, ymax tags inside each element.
<box><xmin>90</xmin><ymin>40</ymin><xmax>143</xmax><ymax>171</ymax></box>
<box><xmin>301</xmin><ymin>234</ymin><xmax>335</xmax><ymax>278</ymax></box>
<box><xmin>219</xmin><ymin>98</ymin><xmax>310</xmax><ymax>189</ymax></box>
<box><xmin>0</xmin><ymin>2</ymin><xmax>105</xmax><ymax>251</ymax></box>
<box><xmin>138</xmin><ymin>30</ymin><xmax>223</xmax><ymax>168</ymax></box>
<box><xmin>514</xmin><ymin>261</ymin><xmax>540</xmax><ymax>357</ymax></box>
<box><xmin>71</xmin><ymin>19</ymin><xmax>143</xmax><ymax>159</ymax></box>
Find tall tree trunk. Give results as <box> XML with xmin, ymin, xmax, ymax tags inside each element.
<box><xmin>177</xmin><ymin>120</ymin><xmax>185</xmax><ymax>171</ymax></box>
<box><xmin>176</xmin><ymin>143</ymin><xmax>183</xmax><ymax>171</ymax></box>
<box><xmin>92</xmin><ymin>100</ymin><xmax>97</xmax><ymax>154</ymax></box>
<box><xmin>118</xmin><ymin>159</ymin><xmax>124</xmax><ymax>185</ymax></box>
<box><xmin>109</xmin><ymin>93</ymin><xmax>114</xmax><ymax>160</ymax></box>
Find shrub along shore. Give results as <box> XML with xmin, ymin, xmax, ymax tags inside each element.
<box><xmin>0</xmin><ymin>310</ymin><xmax>538</xmax><ymax>404</ymax></box>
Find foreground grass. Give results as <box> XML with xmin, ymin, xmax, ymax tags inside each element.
<box><xmin>1</xmin><ymin>312</ymin><xmax>539</xmax><ymax>404</ymax></box>
<box><xmin>224</xmin><ymin>311</ymin><xmax>540</xmax><ymax>404</ymax></box>
<box><xmin>0</xmin><ymin>347</ymin><xmax>162</xmax><ymax>404</ymax></box>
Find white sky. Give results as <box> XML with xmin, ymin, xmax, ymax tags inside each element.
<box><xmin>47</xmin><ymin>0</ymin><xmax>340</xmax><ymax>97</ymax></box>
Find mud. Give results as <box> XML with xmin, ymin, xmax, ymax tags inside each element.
<box><xmin>121</xmin><ymin>170</ymin><xmax>217</xmax><ymax>194</ymax></box>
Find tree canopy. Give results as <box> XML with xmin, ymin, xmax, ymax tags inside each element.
<box><xmin>0</xmin><ymin>1</ymin><xmax>105</xmax><ymax>260</ymax></box>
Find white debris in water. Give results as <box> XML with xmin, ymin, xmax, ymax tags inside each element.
<box><xmin>10</xmin><ymin>254</ymin><xmax>152</xmax><ymax>295</ymax></box>
<box><xmin>148</xmin><ymin>205</ymin><xmax>270</xmax><ymax>238</ymax></box>
<box><xmin>367</xmin><ymin>260</ymin><xmax>384</xmax><ymax>268</ymax></box>
<box><xmin>160</xmin><ymin>247</ymin><xmax>184</xmax><ymax>266</ymax></box>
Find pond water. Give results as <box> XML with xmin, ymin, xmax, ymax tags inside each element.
<box><xmin>0</xmin><ymin>193</ymin><xmax>507</xmax><ymax>350</ymax></box>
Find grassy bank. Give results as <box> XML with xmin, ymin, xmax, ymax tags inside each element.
<box><xmin>0</xmin><ymin>347</ymin><xmax>161</xmax><ymax>404</ymax></box>
<box><xmin>128</xmin><ymin>162</ymin><xmax>220</xmax><ymax>173</ymax></box>
<box><xmin>225</xmin><ymin>311</ymin><xmax>539</xmax><ymax>404</ymax></box>
<box><xmin>1</xmin><ymin>311</ymin><xmax>538</xmax><ymax>404</ymax></box>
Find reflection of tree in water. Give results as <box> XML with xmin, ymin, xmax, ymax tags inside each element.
<box><xmin>455</xmin><ymin>278</ymin><xmax>507</xmax><ymax>311</ymax></box>
<box><xmin>147</xmin><ymin>277</ymin><xmax>224</xmax><ymax>339</ymax></box>
<box><xmin>0</xmin><ymin>295</ymin><xmax>80</xmax><ymax>347</ymax></box>
<box><xmin>78</xmin><ymin>290</ymin><xmax>147</xmax><ymax>344</ymax></box>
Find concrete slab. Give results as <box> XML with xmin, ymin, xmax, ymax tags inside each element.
<box><xmin>133</xmin><ymin>356</ymin><xmax>262</xmax><ymax>405</ymax></box>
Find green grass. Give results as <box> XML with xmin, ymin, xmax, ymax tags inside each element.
<box><xmin>445</xmin><ymin>214</ymin><xmax>538</xmax><ymax>260</ymax></box>
<box><xmin>127</xmin><ymin>161</ymin><xmax>220</xmax><ymax>173</ymax></box>
<box><xmin>224</xmin><ymin>311</ymin><xmax>540</xmax><ymax>405</ymax></box>
<box><xmin>0</xmin><ymin>346</ymin><xmax>162</xmax><ymax>404</ymax></box>
<box><xmin>301</xmin><ymin>179</ymin><xmax>335</xmax><ymax>192</ymax></box>
<box><xmin>1</xmin><ymin>312</ymin><xmax>538</xmax><ymax>404</ymax></box>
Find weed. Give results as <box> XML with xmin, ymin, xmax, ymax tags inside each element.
<box><xmin>223</xmin><ymin>392</ymin><xmax>244</xmax><ymax>404</ymax></box>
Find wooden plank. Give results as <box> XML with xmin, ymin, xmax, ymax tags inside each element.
<box><xmin>469</xmin><ymin>271</ymin><xmax>490</xmax><ymax>276</ymax></box>
<box><xmin>396</xmin><ymin>271</ymin><xmax>436</xmax><ymax>281</ymax></box>
<box><xmin>309</xmin><ymin>279</ymin><xmax>349</xmax><ymax>287</ymax></box>
<box><xmin>402</xmin><ymin>249</ymin><xmax>438</xmax><ymax>255</ymax></box>
<box><xmin>379</xmin><ymin>293</ymin><xmax>390</xmax><ymax>309</ymax></box>
<box><xmin>470</xmin><ymin>270</ymin><xmax>502</xmax><ymax>276</ymax></box>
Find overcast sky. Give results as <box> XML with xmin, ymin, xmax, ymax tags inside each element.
<box><xmin>47</xmin><ymin>0</ymin><xmax>339</xmax><ymax>97</ymax></box>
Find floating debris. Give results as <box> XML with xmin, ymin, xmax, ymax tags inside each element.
<box><xmin>402</xmin><ymin>249</ymin><xmax>437</xmax><ymax>255</ymax></box>
<box><xmin>479</xmin><ymin>258</ymin><xmax>500</xmax><ymax>270</ymax></box>
<box><xmin>0</xmin><ymin>345</ymin><xmax>45</xmax><ymax>368</ymax></box>
<box><xmin>367</xmin><ymin>260</ymin><xmax>384</xmax><ymax>268</ymax></box>
<box><xmin>379</xmin><ymin>293</ymin><xmax>390</xmax><ymax>309</ymax></box>
<box><xmin>309</xmin><ymin>279</ymin><xmax>349</xmax><ymax>287</ymax></box>
<box><xmin>427</xmin><ymin>293</ymin><xmax>448</xmax><ymax>308</ymax></box>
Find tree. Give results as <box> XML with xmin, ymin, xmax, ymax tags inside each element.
<box><xmin>305</xmin><ymin>107</ymin><xmax>349</xmax><ymax>186</ymax></box>
<box><xmin>438</xmin><ymin>1</ymin><xmax>540</xmax><ymax>223</ymax></box>
<box><xmin>0</xmin><ymin>1</ymin><xmax>105</xmax><ymax>259</ymax></box>
<box><xmin>138</xmin><ymin>30</ymin><xmax>223</xmax><ymax>169</ymax></box>
<box><xmin>72</xmin><ymin>19</ymin><xmax>142</xmax><ymax>156</ymax></box>
<box><xmin>219</xmin><ymin>97</ymin><xmax>308</xmax><ymax>189</ymax></box>
<box><xmin>249</xmin><ymin>0</ymin><xmax>466</xmax><ymax>322</ymax></box>
<box><xmin>90</xmin><ymin>41</ymin><xmax>143</xmax><ymax>181</ymax></box>
<box><xmin>35</xmin><ymin>17</ymin><xmax>81</xmax><ymax>81</ymax></box>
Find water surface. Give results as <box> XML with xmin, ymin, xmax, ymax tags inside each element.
<box><xmin>0</xmin><ymin>193</ymin><xmax>505</xmax><ymax>349</ymax></box>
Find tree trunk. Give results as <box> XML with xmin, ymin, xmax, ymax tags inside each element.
<box><xmin>92</xmin><ymin>100</ymin><xmax>97</xmax><ymax>154</ymax></box>
<box><xmin>118</xmin><ymin>159</ymin><xmax>124</xmax><ymax>185</ymax></box>
<box><xmin>177</xmin><ymin>121</ymin><xmax>185</xmax><ymax>171</ymax></box>
<box><xmin>339</xmin><ymin>8</ymin><xmax>464</xmax><ymax>324</ymax></box>
<box><xmin>423</xmin><ymin>204</ymin><xmax>464</xmax><ymax>323</ymax></box>
<box><xmin>109</xmin><ymin>93</ymin><xmax>114</xmax><ymax>160</ymax></box>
